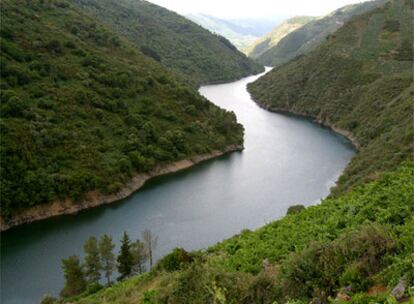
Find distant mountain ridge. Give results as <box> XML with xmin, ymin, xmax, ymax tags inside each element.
<box><xmin>245</xmin><ymin>16</ymin><xmax>317</xmax><ymax>59</ymax></box>
<box><xmin>256</xmin><ymin>0</ymin><xmax>387</xmax><ymax>66</ymax></box>
<box><xmin>73</xmin><ymin>0</ymin><xmax>264</xmax><ymax>86</ymax></box>
<box><xmin>186</xmin><ymin>13</ymin><xmax>282</xmax><ymax>51</ymax></box>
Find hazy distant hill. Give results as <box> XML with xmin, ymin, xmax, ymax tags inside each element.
<box><xmin>73</xmin><ymin>0</ymin><xmax>264</xmax><ymax>86</ymax></box>
<box><xmin>186</xmin><ymin>13</ymin><xmax>282</xmax><ymax>51</ymax></box>
<box><xmin>257</xmin><ymin>0</ymin><xmax>387</xmax><ymax>66</ymax></box>
<box><xmin>245</xmin><ymin>16</ymin><xmax>317</xmax><ymax>59</ymax></box>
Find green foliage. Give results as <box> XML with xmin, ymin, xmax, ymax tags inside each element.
<box><xmin>286</xmin><ymin>204</ymin><xmax>305</xmax><ymax>215</ymax></box>
<box><xmin>40</xmin><ymin>294</ymin><xmax>58</xmax><ymax>304</ymax></box>
<box><xmin>0</xmin><ymin>0</ymin><xmax>244</xmax><ymax>219</ymax></box>
<box><xmin>72</xmin><ymin>0</ymin><xmax>263</xmax><ymax>87</ymax></box>
<box><xmin>249</xmin><ymin>0</ymin><xmax>413</xmax><ymax>193</ymax></box>
<box><xmin>67</xmin><ymin>163</ymin><xmax>414</xmax><ymax>304</ymax></box>
<box><xmin>99</xmin><ymin>234</ymin><xmax>115</xmax><ymax>285</ymax></box>
<box><xmin>84</xmin><ymin>282</ymin><xmax>103</xmax><ymax>296</ymax></box>
<box><xmin>142</xmin><ymin>289</ymin><xmax>158</xmax><ymax>304</ymax></box>
<box><xmin>61</xmin><ymin>255</ymin><xmax>87</xmax><ymax>298</ymax></box>
<box><xmin>84</xmin><ymin>236</ymin><xmax>102</xmax><ymax>283</ymax></box>
<box><xmin>117</xmin><ymin>232</ymin><xmax>134</xmax><ymax>281</ymax></box>
<box><xmin>212</xmin><ymin>164</ymin><xmax>413</xmax><ymax>275</ymax></box>
<box><xmin>156</xmin><ymin>248</ymin><xmax>192</xmax><ymax>272</ymax></box>
<box><xmin>280</xmin><ymin>224</ymin><xmax>395</xmax><ymax>299</ymax></box>
<box><xmin>131</xmin><ymin>239</ymin><xmax>148</xmax><ymax>275</ymax></box>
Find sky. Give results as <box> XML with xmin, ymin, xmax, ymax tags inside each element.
<box><xmin>147</xmin><ymin>0</ymin><xmax>367</xmax><ymax>20</ymax></box>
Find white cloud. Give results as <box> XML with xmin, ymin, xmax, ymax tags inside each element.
<box><xmin>147</xmin><ymin>0</ymin><xmax>366</xmax><ymax>19</ymax></box>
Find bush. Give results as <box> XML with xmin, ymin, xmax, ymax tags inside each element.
<box><xmin>157</xmin><ymin>248</ymin><xmax>192</xmax><ymax>272</ymax></box>
<box><xmin>286</xmin><ymin>204</ymin><xmax>305</xmax><ymax>215</ymax></box>
<box><xmin>280</xmin><ymin>224</ymin><xmax>397</xmax><ymax>299</ymax></box>
<box><xmin>40</xmin><ymin>294</ymin><xmax>58</xmax><ymax>304</ymax></box>
<box><xmin>1</xmin><ymin>96</ymin><xmax>28</xmax><ymax>117</ymax></box>
<box><xmin>85</xmin><ymin>282</ymin><xmax>103</xmax><ymax>295</ymax></box>
<box><xmin>46</xmin><ymin>39</ymin><xmax>62</xmax><ymax>54</ymax></box>
<box><xmin>339</xmin><ymin>264</ymin><xmax>371</xmax><ymax>292</ymax></box>
<box><xmin>140</xmin><ymin>46</ymin><xmax>161</xmax><ymax>62</ymax></box>
<box><xmin>383</xmin><ymin>20</ymin><xmax>400</xmax><ymax>32</ymax></box>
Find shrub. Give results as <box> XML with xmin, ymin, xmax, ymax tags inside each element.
<box><xmin>1</xmin><ymin>96</ymin><xmax>28</xmax><ymax>117</ymax></box>
<box><xmin>383</xmin><ymin>20</ymin><xmax>400</xmax><ymax>32</ymax></box>
<box><xmin>287</xmin><ymin>204</ymin><xmax>305</xmax><ymax>215</ymax></box>
<box><xmin>280</xmin><ymin>224</ymin><xmax>397</xmax><ymax>299</ymax></box>
<box><xmin>140</xmin><ymin>46</ymin><xmax>161</xmax><ymax>62</ymax></box>
<box><xmin>46</xmin><ymin>39</ymin><xmax>62</xmax><ymax>54</ymax></box>
<box><xmin>157</xmin><ymin>248</ymin><xmax>192</xmax><ymax>272</ymax></box>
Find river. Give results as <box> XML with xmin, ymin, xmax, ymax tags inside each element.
<box><xmin>0</xmin><ymin>69</ymin><xmax>355</xmax><ymax>303</ymax></box>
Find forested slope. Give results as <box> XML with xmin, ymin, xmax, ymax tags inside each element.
<box><xmin>249</xmin><ymin>0</ymin><xmax>413</xmax><ymax>193</ymax></box>
<box><xmin>40</xmin><ymin>1</ymin><xmax>413</xmax><ymax>303</ymax></box>
<box><xmin>256</xmin><ymin>0</ymin><xmax>386</xmax><ymax>66</ymax></box>
<box><xmin>73</xmin><ymin>0</ymin><xmax>264</xmax><ymax>86</ymax></box>
<box><xmin>0</xmin><ymin>0</ymin><xmax>244</xmax><ymax>220</ymax></box>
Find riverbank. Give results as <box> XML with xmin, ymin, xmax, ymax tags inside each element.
<box><xmin>0</xmin><ymin>144</ymin><xmax>243</xmax><ymax>232</ymax></box>
<box><xmin>252</xmin><ymin>102</ymin><xmax>360</xmax><ymax>150</ymax></box>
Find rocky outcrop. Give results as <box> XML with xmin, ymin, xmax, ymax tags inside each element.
<box><xmin>391</xmin><ymin>277</ymin><xmax>407</xmax><ymax>300</ymax></box>
<box><xmin>0</xmin><ymin>145</ymin><xmax>242</xmax><ymax>231</ymax></box>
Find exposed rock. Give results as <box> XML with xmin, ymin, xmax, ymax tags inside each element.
<box><xmin>262</xmin><ymin>258</ymin><xmax>270</xmax><ymax>271</ymax></box>
<box><xmin>336</xmin><ymin>292</ymin><xmax>351</xmax><ymax>301</ymax></box>
<box><xmin>391</xmin><ymin>278</ymin><xmax>407</xmax><ymax>300</ymax></box>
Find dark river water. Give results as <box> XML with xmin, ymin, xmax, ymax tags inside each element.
<box><xmin>0</xmin><ymin>69</ymin><xmax>355</xmax><ymax>303</ymax></box>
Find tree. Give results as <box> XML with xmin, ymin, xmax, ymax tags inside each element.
<box><xmin>131</xmin><ymin>239</ymin><xmax>148</xmax><ymax>274</ymax></box>
<box><xmin>142</xmin><ymin>229</ymin><xmax>158</xmax><ymax>269</ymax></box>
<box><xmin>83</xmin><ymin>236</ymin><xmax>101</xmax><ymax>283</ymax></box>
<box><xmin>99</xmin><ymin>234</ymin><xmax>115</xmax><ymax>285</ymax></box>
<box><xmin>117</xmin><ymin>232</ymin><xmax>134</xmax><ymax>281</ymax></box>
<box><xmin>287</xmin><ymin>204</ymin><xmax>305</xmax><ymax>215</ymax></box>
<box><xmin>60</xmin><ymin>255</ymin><xmax>86</xmax><ymax>298</ymax></box>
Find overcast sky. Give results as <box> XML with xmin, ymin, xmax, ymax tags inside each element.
<box><xmin>147</xmin><ymin>0</ymin><xmax>367</xmax><ymax>19</ymax></box>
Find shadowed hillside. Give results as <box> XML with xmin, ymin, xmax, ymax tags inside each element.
<box><xmin>73</xmin><ymin>0</ymin><xmax>264</xmax><ymax>86</ymax></box>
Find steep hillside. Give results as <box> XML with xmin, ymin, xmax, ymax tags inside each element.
<box><xmin>0</xmin><ymin>0</ymin><xmax>244</xmax><ymax>223</ymax></box>
<box><xmin>72</xmin><ymin>0</ymin><xmax>264</xmax><ymax>86</ymax></box>
<box><xmin>245</xmin><ymin>16</ymin><xmax>317</xmax><ymax>59</ymax></box>
<box><xmin>249</xmin><ymin>0</ymin><xmax>413</xmax><ymax>193</ymax></box>
<box><xmin>257</xmin><ymin>0</ymin><xmax>386</xmax><ymax>66</ymax></box>
<box><xmin>58</xmin><ymin>163</ymin><xmax>414</xmax><ymax>303</ymax></box>
<box><xmin>43</xmin><ymin>2</ymin><xmax>413</xmax><ymax>304</ymax></box>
